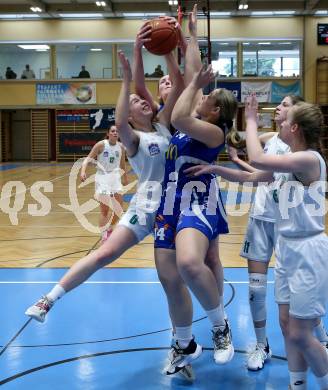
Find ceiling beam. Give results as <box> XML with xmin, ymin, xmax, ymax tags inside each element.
<box><xmin>305</xmin><ymin>0</ymin><xmax>320</xmax><ymax>9</ymax></box>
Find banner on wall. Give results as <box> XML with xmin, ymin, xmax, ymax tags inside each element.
<box><xmin>57</xmin><ymin>110</ymin><xmax>89</xmax><ymax>122</ymax></box>
<box><xmin>216</xmin><ymin>81</ymin><xmax>241</xmax><ymax>102</ymax></box>
<box><xmin>89</xmin><ymin>108</ymin><xmax>115</xmax><ymax>130</ymax></box>
<box><xmin>241</xmin><ymin>82</ymin><xmax>272</xmax><ymax>103</ymax></box>
<box><xmin>59</xmin><ymin>132</ymin><xmax>105</xmax><ymax>154</ymax></box>
<box><xmin>271</xmin><ymin>81</ymin><xmax>301</xmax><ymax>103</ymax></box>
<box><xmin>36</xmin><ymin>83</ymin><xmax>96</xmax><ymax>105</ymax></box>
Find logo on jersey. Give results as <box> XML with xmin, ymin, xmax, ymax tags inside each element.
<box><xmin>115</xmin><ymin>151</ymin><xmax>120</xmax><ymax>158</ymax></box>
<box><xmin>148</xmin><ymin>143</ymin><xmax>160</xmax><ymax>156</ymax></box>
<box><xmin>129</xmin><ymin>214</ymin><xmax>138</xmax><ymax>225</ymax></box>
<box><xmin>166</xmin><ymin>144</ymin><xmax>178</xmax><ymax>160</ymax></box>
<box><xmin>103</xmin><ymin>151</ymin><xmax>109</xmax><ymax>157</ymax></box>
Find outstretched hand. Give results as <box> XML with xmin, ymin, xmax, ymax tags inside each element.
<box><xmin>184</xmin><ymin>164</ymin><xmax>218</xmax><ymax>177</ymax></box>
<box><xmin>245</xmin><ymin>93</ymin><xmax>258</xmax><ymax>122</ymax></box>
<box><xmin>192</xmin><ymin>64</ymin><xmax>216</xmax><ymax>89</ymax></box>
<box><xmin>135</xmin><ymin>22</ymin><xmax>152</xmax><ymax>49</ymax></box>
<box><xmin>188</xmin><ymin>4</ymin><xmax>198</xmax><ymax>38</ymax></box>
<box><xmin>118</xmin><ymin>51</ymin><xmax>132</xmax><ymax>82</ymax></box>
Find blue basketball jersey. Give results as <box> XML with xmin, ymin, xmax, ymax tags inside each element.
<box><xmin>155</xmin><ymin>130</ymin><xmax>229</xmax><ymax>249</ymax></box>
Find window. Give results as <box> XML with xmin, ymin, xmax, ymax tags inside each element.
<box><xmin>56</xmin><ymin>44</ymin><xmax>113</xmax><ymax>79</ymax></box>
<box><xmin>211</xmin><ymin>41</ymin><xmax>237</xmax><ymax>77</ymax></box>
<box><xmin>242</xmin><ymin>40</ymin><xmax>301</xmax><ymax>77</ymax></box>
<box><xmin>0</xmin><ymin>44</ymin><xmax>50</xmax><ymax>80</ymax></box>
<box><xmin>117</xmin><ymin>43</ymin><xmax>168</xmax><ymax>78</ymax></box>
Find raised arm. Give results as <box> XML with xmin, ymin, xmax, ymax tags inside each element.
<box><xmin>119</xmin><ymin>145</ymin><xmax>128</xmax><ymax>186</ymax></box>
<box><xmin>133</xmin><ymin>22</ymin><xmax>158</xmax><ymax>115</ymax></box>
<box><xmin>245</xmin><ymin>94</ymin><xmax>319</xmax><ymax>175</ymax></box>
<box><xmin>184</xmin><ymin>4</ymin><xmax>202</xmax><ymax>86</ymax></box>
<box><xmin>171</xmin><ymin>65</ymin><xmax>224</xmax><ymax>148</ymax></box>
<box><xmin>80</xmin><ymin>141</ymin><xmax>103</xmax><ymax>182</ymax></box>
<box><xmin>157</xmin><ymin>50</ymin><xmax>184</xmax><ymax>129</ymax></box>
<box><xmin>115</xmin><ymin>51</ymin><xmax>140</xmax><ymax>157</ymax></box>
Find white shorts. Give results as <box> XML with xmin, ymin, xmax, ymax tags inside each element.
<box><xmin>118</xmin><ymin>202</ymin><xmax>156</xmax><ymax>242</ymax></box>
<box><xmin>95</xmin><ymin>172</ymin><xmax>123</xmax><ymax>196</ymax></box>
<box><xmin>275</xmin><ymin>232</ymin><xmax>328</xmax><ymax>319</ymax></box>
<box><xmin>240</xmin><ymin>217</ymin><xmax>277</xmax><ymax>262</ymax></box>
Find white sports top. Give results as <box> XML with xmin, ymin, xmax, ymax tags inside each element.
<box><xmin>250</xmin><ymin>134</ymin><xmax>290</xmax><ymax>222</ymax></box>
<box><xmin>273</xmin><ymin>151</ymin><xmax>326</xmax><ymax>238</ymax></box>
<box><xmin>128</xmin><ymin>122</ymin><xmax>171</xmax><ymax>213</ymax></box>
<box><xmin>96</xmin><ymin>140</ymin><xmax>122</xmax><ymax>174</ymax></box>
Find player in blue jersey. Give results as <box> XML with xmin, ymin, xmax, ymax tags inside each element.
<box><xmin>154</xmin><ymin>45</ymin><xmax>241</xmax><ymax>372</ymax></box>
<box><xmin>134</xmin><ymin>9</ymin><xmax>235</xmax><ymax>378</ymax></box>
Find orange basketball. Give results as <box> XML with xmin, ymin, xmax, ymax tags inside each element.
<box><xmin>144</xmin><ymin>19</ymin><xmax>179</xmax><ymax>56</ymax></box>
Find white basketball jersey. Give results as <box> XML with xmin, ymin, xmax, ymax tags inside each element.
<box><xmin>96</xmin><ymin>140</ymin><xmax>122</xmax><ymax>174</ymax></box>
<box><xmin>250</xmin><ymin>134</ymin><xmax>290</xmax><ymax>221</ymax></box>
<box><xmin>128</xmin><ymin>122</ymin><xmax>171</xmax><ymax>213</ymax></box>
<box><xmin>273</xmin><ymin>151</ymin><xmax>326</xmax><ymax>238</ymax></box>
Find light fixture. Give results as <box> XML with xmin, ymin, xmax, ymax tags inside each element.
<box><xmin>258</xmin><ymin>42</ymin><xmax>271</xmax><ymax>45</ymax></box>
<box><xmin>30</xmin><ymin>6</ymin><xmax>42</xmax><ymax>12</ymax></box>
<box><xmin>238</xmin><ymin>1</ymin><xmax>248</xmax><ymax>10</ymax></box>
<box><xmin>315</xmin><ymin>10</ymin><xmax>328</xmax><ymax>15</ymax></box>
<box><xmin>122</xmin><ymin>12</ymin><xmax>163</xmax><ymax>18</ymax></box>
<box><xmin>95</xmin><ymin>1</ymin><xmax>106</xmax><ymax>6</ymax></box>
<box><xmin>0</xmin><ymin>14</ymin><xmax>41</xmax><ymax>19</ymax></box>
<box><xmin>90</xmin><ymin>48</ymin><xmax>103</xmax><ymax>51</ymax></box>
<box><xmin>211</xmin><ymin>12</ymin><xmax>231</xmax><ymax>16</ymax></box>
<box><xmin>58</xmin><ymin>13</ymin><xmax>104</xmax><ymax>18</ymax></box>
<box><xmin>18</xmin><ymin>44</ymin><xmax>50</xmax><ymax>50</ymax></box>
<box><xmin>168</xmin><ymin>0</ymin><xmax>178</xmax><ymax>5</ymax></box>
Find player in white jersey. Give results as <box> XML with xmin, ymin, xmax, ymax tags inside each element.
<box><xmin>186</xmin><ymin>97</ymin><xmax>328</xmax><ymax>390</ymax></box>
<box><xmin>229</xmin><ymin>96</ymin><xmax>328</xmax><ymax>370</ymax></box>
<box><xmin>25</xmin><ymin>45</ymin><xmax>184</xmax><ymax>323</ymax></box>
<box><xmin>80</xmin><ymin>125</ymin><xmax>127</xmax><ymax>243</ymax></box>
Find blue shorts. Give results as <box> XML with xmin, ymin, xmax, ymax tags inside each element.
<box><xmin>154</xmin><ymin>205</ymin><xmax>229</xmax><ymax>250</ymax></box>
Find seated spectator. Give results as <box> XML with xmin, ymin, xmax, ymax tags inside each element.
<box><xmin>146</xmin><ymin>64</ymin><xmax>164</xmax><ymax>78</ymax></box>
<box><xmin>6</xmin><ymin>67</ymin><xmax>17</xmax><ymax>79</ymax></box>
<box><xmin>78</xmin><ymin>65</ymin><xmax>91</xmax><ymax>78</ymax></box>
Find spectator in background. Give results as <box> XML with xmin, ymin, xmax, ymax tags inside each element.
<box><xmin>6</xmin><ymin>67</ymin><xmax>17</xmax><ymax>79</ymax></box>
<box><xmin>21</xmin><ymin>64</ymin><xmax>35</xmax><ymax>79</ymax></box>
<box><xmin>145</xmin><ymin>64</ymin><xmax>164</xmax><ymax>78</ymax></box>
<box><xmin>78</xmin><ymin>65</ymin><xmax>91</xmax><ymax>78</ymax></box>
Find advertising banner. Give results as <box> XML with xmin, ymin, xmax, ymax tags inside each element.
<box><xmin>241</xmin><ymin>81</ymin><xmax>272</xmax><ymax>103</ymax></box>
<box><xmin>37</xmin><ymin>83</ymin><xmax>96</xmax><ymax>105</ymax></box>
<box><xmin>59</xmin><ymin>132</ymin><xmax>105</xmax><ymax>154</ymax></box>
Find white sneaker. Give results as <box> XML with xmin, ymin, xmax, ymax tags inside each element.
<box><xmin>212</xmin><ymin>319</ymin><xmax>234</xmax><ymax>364</ymax></box>
<box><xmin>166</xmin><ymin>343</ymin><xmax>195</xmax><ymax>381</ymax></box>
<box><xmin>247</xmin><ymin>341</ymin><xmax>272</xmax><ymax>371</ymax></box>
<box><xmin>25</xmin><ymin>296</ymin><xmax>54</xmax><ymax>323</ymax></box>
<box><xmin>165</xmin><ymin>338</ymin><xmax>202</xmax><ymax>375</ymax></box>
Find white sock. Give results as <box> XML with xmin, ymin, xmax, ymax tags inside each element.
<box><xmin>46</xmin><ymin>284</ymin><xmax>66</xmax><ymax>301</ymax></box>
<box><xmin>206</xmin><ymin>305</ymin><xmax>225</xmax><ymax>328</ymax></box>
<box><xmin>316</xmin><ymin>372</ymin><xmax>328</xmax><ymax>389</ymax></box>
<box><xmin>218</xmin><ymin>295</ymin><xmax>228</xmax><ymax>319</ymax></box>
<box><xmin>175</xmin><ymin>326</ymin><xmax>192</xmax><ymax>349</ymax></box>
<box><xmin>314</xmin><ymin>320</ymin><xmax>328</xmax><ymax>343</ymax></box>
<box><xmin>289</xmin><ymin>371</ymin><xmax>307</xmax><ymax>389</ymax></box>
<box><xmin>254</xmin><ymin>326</ymin><xmax>267</xmax><ymax>346</ymax></box>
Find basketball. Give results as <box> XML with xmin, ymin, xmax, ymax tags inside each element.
<box><xmin>144</xmin><ymin>18</ymin><xmax>179</xmax><ymax>56</ymax></box>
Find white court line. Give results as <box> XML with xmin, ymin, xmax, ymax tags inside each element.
<box><xmin>0</xmin><ymin>281</ymin><xmax>274</xmax><ymax>284</ymax></box>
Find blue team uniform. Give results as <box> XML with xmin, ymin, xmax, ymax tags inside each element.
<box><xmin>154</xmin><ymin>130</ymin><xmax>229</xmax><ymax>249</ymax></box>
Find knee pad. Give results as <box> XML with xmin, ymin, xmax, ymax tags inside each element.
<box><xmin>249</xmin><ymin>273</ymin><xmax>267</xmax><ymax>322</ymax></box>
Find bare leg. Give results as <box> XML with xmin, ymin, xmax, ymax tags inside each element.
<box><xmin>175</xmin><ymin>228</ymin><xmax>219</xmax><ymax>311</ymax></box>
<box><xmin>60</xmin><ymin>226</ymin><xmax>138</xmax><ymax>292</ymax></box>
<box><xmin>155</xmin><ymin>248</ymin><xmax>193</xmax><ymax>327</ymax></box>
